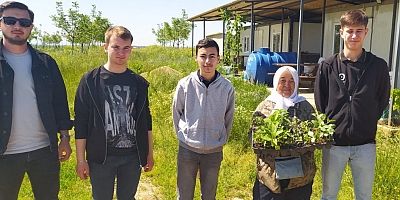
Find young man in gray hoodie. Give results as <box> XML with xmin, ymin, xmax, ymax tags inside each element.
<box><xmin>172</xmin><ymin>38</ymin><xmax>235</xmax><ymax>199</ymax></box>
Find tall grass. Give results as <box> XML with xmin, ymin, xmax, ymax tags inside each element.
<box><xmin>16</xmin><ymin>46</ymin><xmax>400</xmax><ymax>199</ymax></box>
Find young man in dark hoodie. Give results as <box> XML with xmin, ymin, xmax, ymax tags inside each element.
<box><xmin>314</xmin><ymin>9</ymin><xmax>390</xmax><ymax>200</ymax></box>
<box><xmin>74</xmin><ymin>26</ymin><xmax>154</xmax><ymax>199</ymax></box>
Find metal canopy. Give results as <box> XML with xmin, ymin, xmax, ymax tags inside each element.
<box><xmin>188</xmin><ymin>0</ymin><xmax>378</xmax><ymax>24</ymax></box>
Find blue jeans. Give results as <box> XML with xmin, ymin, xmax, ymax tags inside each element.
<box><xmin>89</xmin><ymin>154</ymin><xmax>141</xmax><ymax>200</ymax></box>
<box><xmin>321</xmin><ymin>143</ymin><xmax>376</xmax><ymax>200</ymax></box>
<box><xmin>0</xmin><ymin>146</ymin><xmax>60</xmax><ymax>200</ymax></box>
<box><xmin>177</xmin><ymin>145</ymin><xmax>223</xmax><ymax>200</ymax></box>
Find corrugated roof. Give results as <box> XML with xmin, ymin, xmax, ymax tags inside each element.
<box><xmin>188</xmin><ymin>0</ymin><xmax>380</xmax><ymax>24</ymax></box>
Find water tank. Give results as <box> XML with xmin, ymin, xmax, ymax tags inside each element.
<box><xmin>245</xmin><ymin>47</ymin><xmax>297</xmax><ymax>85</ymax></box>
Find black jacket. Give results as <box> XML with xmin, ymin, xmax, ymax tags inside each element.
<box><xmin>0</xmin><ymin>42</ymin><xmax>72</xmax><ymax>155</ymax></box>
<box><xmin>314</xmin><ymin>51</ymin><xmax>390</xmax><ymax>146</ymax></box>
<box><xmin>74</xmin><ymin>67</ymin><xmax>152</xmax><ymax>166</ymax></box>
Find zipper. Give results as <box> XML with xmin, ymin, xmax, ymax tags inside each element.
<box><xmin>203</xmin><ymin>86</ymin><xmax>208</xmax><ymax>154</ymax></box>
<box><xmin>85</xmin><ymin>79</ymin><xmax>108</xmax><ymax>164</ymax></box>
<box><xmin>347</xmin><ymin>67</ymin><xmax>367</xmax><ymax>140</ymax></box>
<box><xmin>134</xmin><ymin>94</ymin><xmax>147</xmax><ymax>168</ymax></box>
<box><xmin>332</xmin><ymin>56</ymin><xmax>353</xmax><ymax>139</ymax></box>
<box><xmin>335</xmin><ymin>54</ymin><xmax>369</xmax><ymax>140</ymax></box>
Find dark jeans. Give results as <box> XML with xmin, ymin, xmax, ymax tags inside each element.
<box><xmin>177</xmin><ymin>145</ymin><xmax>223</xmax><ymax>200</ymax></box>
<box><xmin>89</xmin><ymin>154</ymin><xmax>141</xmax><ymax>200</ymax></box>
<box><xmin>0</xmin><ymin>146</ymin><xmax>60</xmax><ymax>200</ymax></box>
<box><xmin>253</xmin><ymin>178</ymin><xmax>312</xmax><ymax>200</ymax></box>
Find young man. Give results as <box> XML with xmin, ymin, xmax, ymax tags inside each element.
<box><xmin>74</xmin><ymin>26</ymin><xmax>154</xmax><ymax>199</ymax></box>
<box><xmin>172</xmin><ymin>38</ymin><xmax>235</xmax><ymax>199</ymax></box>
<box><xmin>314</xmin><ymin>9</ymin><xmax>390</xmax><ymax>200</ymax></box>
<box><xmin>0</xmin><ymin>1</ymin><xmax>72</xmax><ymax>199</ymax></box>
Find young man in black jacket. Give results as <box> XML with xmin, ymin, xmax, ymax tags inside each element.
<box><xmin>0</xmin><ymin>2</ymin><xmax>72</xmax><ymax>199</ymax></box>
<box><xmin>74</xmin><ymin>26</ymin><xmax>154</xmax><ymax>199</ymax></box>
<box><xmin>314</xmin><ymin>9</ymin><xmax>390</xmax><ymax>200</ymax></box>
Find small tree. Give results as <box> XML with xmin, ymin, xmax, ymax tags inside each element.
<box><xmin>28</xmin><ymin>25</ymin><xmax>42</xmax><ymax>48</ymax></box>
<box><xmin>51</xmin><ymin>1</ymin><xmax>80</xmax><ymax>54</ymax></box>
<box><xmin>152</xmin><ymin>9</ymin><xmax>192</xmax><ymax>48</ymax></box>
<box><xmin>221</xmin><ymin>9</ymin><xmax>244</xmax><ymax>74</ymax></box>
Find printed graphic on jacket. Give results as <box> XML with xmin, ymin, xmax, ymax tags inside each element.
<box><xmin>104</xmin><ymin>84</ymin><xmax>136</xmax><ymax>148</ymax></box>
<box><xmin>339</xmin><ymin>73</ymin><xmax>346</xmax><ymax>84</ymax></box>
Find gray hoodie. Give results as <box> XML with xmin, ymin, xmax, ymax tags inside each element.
<box><xmin>172</xmin><ymin>71</ymin><xmax>235</xmax><ymax>154</ymax></box>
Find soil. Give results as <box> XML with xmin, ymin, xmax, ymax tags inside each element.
<box><xmin>135</xmin><ymin>176</ymin><xmax>160</xmax><ymax>200</ymax></box>
<box><xmin>134</xmin><ymin>176</ymin><xmax>245</xmax><ymax>200</ymax></box>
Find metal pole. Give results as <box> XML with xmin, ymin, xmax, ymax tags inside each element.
<box><xmin>296</xmin><ymin>0</ymin><xmax>304</xmax><ymax>74</ymax></box>
<box><xmin>191</xmin><ymin>21</ymin><xmax>194</xmax><ymax>57</ymax></box>
<box><xmin>388</xmin><ymin>0</ymin><xmax>398</xmax><ymax>68</ymax></box>
<box><xmin>289</xmin><ymin>17</ymin><xmax>293</xmax><ymax>52</ymax></box>
<box><xmin>320</xmin><ymin>0</ymin><xmax>326</xmax><ymax>57</ymax></box>
<box><xmin>268</xmin><ymin>23</ymin><xmax>271</xmax><ymax>48</ymax></box>
<box><xmin>203</xmin><ymin>18</ymin><xmax>206</xmax><ymax>39</ymax></box>
<box><xmin>250</xmin><ymin>2</ymin><xmax>255</xmax><ymax>52</ymax></box>
<box><xmin>388</xmin><ymin>0</ymin><xmax>400</xmax><ymax>126</ymax></box>
<box><xmin>223</xmin><ymin>20</ymin><xmax>226</xmax><ymax>58</ymax></box>
<box><xmin>280</xmin><ymin>8</ymin><xmax>284</xmax><ymax>51</ymax></box>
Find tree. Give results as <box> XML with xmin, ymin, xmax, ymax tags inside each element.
<box><xmin>28</xmin><ymin>25</ymin><xmax>42</xmax><ymax>47</ymax></box>
<box><xmin>41</xmin><ymin>31</ymin><xmax>51</xmax><ymax>47</ymax></box>
<box><xmin>176</xmin><ymin>9</ymin><xmax>191</xmax><ymax>48</ymax></box>
<box><xmin>221</xmin><ymin>9</ymin><xmax>244</xmax><ymax>74</ymax></box>
<box><xmin>50</xmin><ymin>32</ymin><xmax>62</xmax><ymax>48</ymax></box>
<box><xmin>51</xmin><ymin>1</ymin><xmax>80</xmax><ymax>54</ymax></box>
<box><xmin>163</xmin><ymin>22</ymin><xmax>173</xmax><ymax>46</ymax></box>
<box><xmin>152</xmin><ymin>9</ymin><xmax>191</xmax><ymax>48</ymax></box>
<box><xmin>152</xmin><ymin>23</ymin><xmax>167</xmax><ymax>46</ymax></box>
<box><xmin>75</xmin><ymin>13</ymin><xmax>91</xmax><ymax>52</ymax></box>
<box><xmin>90</xmin><ymin>5</ymin><xmax>112</xmax><ymax>46</ymax></box>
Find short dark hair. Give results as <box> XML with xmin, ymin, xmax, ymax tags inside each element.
<box><xmin>0</xmin><ymin>1</ymin><xmax>34</xmax><ymax>22</ymax></box>
<box><xmin>196</xmin><ymin>38</ymin><xmax>219</xmax><ymax>55</ymax></box>
<box><xmin>340</xmin><ymin>9</ymin><xmax>368</xmax><ymax>28</ymax></box>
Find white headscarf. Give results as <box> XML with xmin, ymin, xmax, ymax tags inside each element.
<box><xmin>266</xmin><ymin>66</ymin><xmax>306</xmax><ymax>110</ymax></box>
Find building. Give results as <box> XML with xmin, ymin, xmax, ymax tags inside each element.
<box><xmin>188</xmin><ymin>0</ymin><xmax>400</xmax><ymax>88</ymax></box>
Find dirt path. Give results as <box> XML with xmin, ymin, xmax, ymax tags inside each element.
<box><xmin>135</xmin><ymin>176</ymin><xmax>160</xmax><ymax>200</ymax></box>
<box><xmin>134</xmin><ymin>177</ymin><xmax>245</xmax><ymax>200</ymax></box>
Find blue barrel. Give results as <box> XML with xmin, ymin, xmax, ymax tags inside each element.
<box><xmin>245</xmin><ymin>48</ymin><xmax>297</xmax><ymax>85</ymax></box>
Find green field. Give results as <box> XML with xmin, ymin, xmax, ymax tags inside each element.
<box><xmin>16</xmin><ymin>46</ymin><xmax>400</xmax><ymax>199</ymax></box>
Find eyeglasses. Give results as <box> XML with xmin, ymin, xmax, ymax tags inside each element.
<box><xmin>0</xmin><ymin>16</ymin><xmax>32</xmax><ymax>27</ymax></box>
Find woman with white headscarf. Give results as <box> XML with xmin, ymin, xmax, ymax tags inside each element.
<box><xmin>250</xmin><ymin>66</ymin><xmax>316</xmax><ymax>200</ymax></box>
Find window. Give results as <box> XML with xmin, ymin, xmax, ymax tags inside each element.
<box><xmin>243</xmin><ymin>36</ymin><xmax>250</xmax><ymax>53</ymax></box>
<box><xmin>273</xmin><ymin>33</ymin><xmax>281</xmax><ymax>52</ymax></box>
<box><xmin>333</xmin><ymin>24</ymin><xmax>343</xmax><ymax>54</ymax></box>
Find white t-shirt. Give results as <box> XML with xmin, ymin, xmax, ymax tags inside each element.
<box><xmin>3</xmin><ymin>49</ymin><xmax>49</xmax><ymax>154</ymax></box>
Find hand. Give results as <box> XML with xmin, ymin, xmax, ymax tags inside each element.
<box><xmin>76</xmin><ymin>161</ymin><xmax>90</xmax><ymax>180</ymax></box>
<box><xmin>143</xmin><ymin>154</ymin><xmax>154</xmax><ymax>172</ymax></box>
<box><xmin>58</xmin><ymin>139</ymin><xmax>72</xmax><ymax>162</ymax></box>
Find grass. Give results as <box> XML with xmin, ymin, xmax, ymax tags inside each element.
<box><xmin>15</xmin><ymin>46</ymin><xmax>400</xmax><ymax>199</ymax></box>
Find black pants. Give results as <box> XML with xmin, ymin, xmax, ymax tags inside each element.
<box><xmin>253</xmin><ymin>178</ymin><xmax>312</xmax><ymax>200</ymax></box>
<box><xmin>0</xmin><ymin>146</ymin><xmax>60</xmax><ymax>200</ymax></box>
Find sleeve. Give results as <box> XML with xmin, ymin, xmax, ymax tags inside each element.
<box><xmin>50</xmin><ymin>57</ymin><xmax>73</xmax><ymax>131</ymax></box>
<box><xmin>224</xmin><ymin>84</ymin><xmax>236</xmax><ymax>138</ymax></box>
<box><xmin>314</xmin><ymin>62</ymin><xmax>329</xmax><ymax>113</ymax></box>
<box><xmin>74</xmin><ymin>74</ymin><xmax>90</xmax><ymax>139</ymax></box>
<box><xmin>145</xmin><ymin>96</ymin><xmax>152</xmax><ymax>131</ymax></box>
<box><xmin>172</xmin><ymin>80</ymin><xmax>185</xmax><ymax>134</ymax></box>
<box><xmin>377</xmin><ymin>63</ymin><xmax>390</xmax><ymax>115</ymax></box>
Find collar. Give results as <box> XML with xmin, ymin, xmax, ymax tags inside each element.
<box><xmin>197</xmin><ymin>70</ymin><xmax>219</xmax><ymax>84</ymax></box>
<box><xmin>339</xmin><ymin>49</ymin><xmax>367</xmax><ymax>63</ymax></box>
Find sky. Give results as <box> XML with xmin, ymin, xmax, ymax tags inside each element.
<box><xmin>19</xmin><ymin>0</ymin><xmax>232</xmax><ymax>46</ymax></box>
